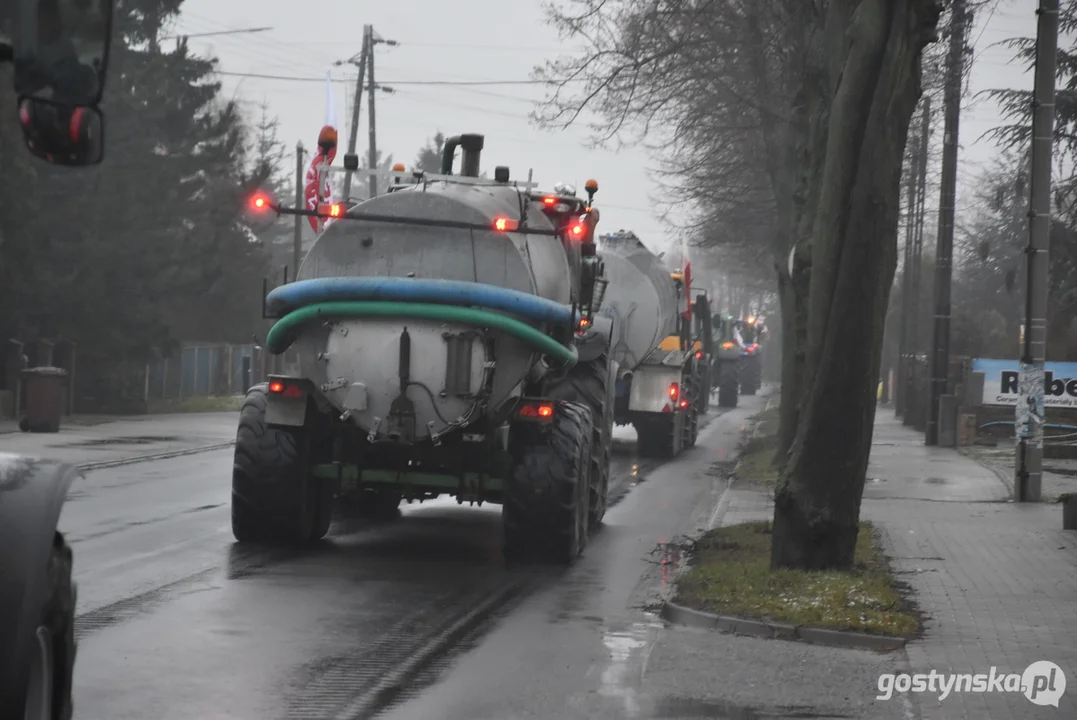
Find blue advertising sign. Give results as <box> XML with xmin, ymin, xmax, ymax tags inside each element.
<box><xmin>971</xmin><ymin>358</ymin><xmax>1077</xmax><ymax>407</ymax></box>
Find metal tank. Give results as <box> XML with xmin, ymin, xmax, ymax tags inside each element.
<box><xmin>288</xmin><ymin>139</ymin><xmax>574</xmax><ymax>442</ymax></box>
<box><xmin>597</xmin><ymin>231</ymin><xmax>680</xmax><ymax>373</ymax></box>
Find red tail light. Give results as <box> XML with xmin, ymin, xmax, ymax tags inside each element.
<box><xmin>518</xmin><ymin>401</ymin><xmax>554</xmax><ymax>420</ymax></box>
<box><xmin>668</xmin><ymin>383</ymin><xmax>679</xmax><ymax>401</ymax></box>
<box><xmin>268</xmin><ymin>380</ymin><xmax>303</xmax><ymax>398</ymax></box>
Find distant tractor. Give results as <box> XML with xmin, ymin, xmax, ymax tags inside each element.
<box><xmin>737</xmin><ymin>316</ymin><xmax>767</xmax><ymax>395</ymax></box>
<box><xmin>712</xmin><ymin>314</ymin><xmax>743</xmax><ymax>408</ymax></box>
<box><xmin>597</xmin><ymin>231</ymin><xmax>711</xmax><ymax>458</ymax></box>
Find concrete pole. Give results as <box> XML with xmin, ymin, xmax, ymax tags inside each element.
<box><xmin>1015</xmin><ymin>0</ymin><xmax>1059</xmax><ymax>502</ymax></box>
<box><xmin>367</xmin><ymin>27</ymin><xmax>379</xmax><ymax>199</ymax></box>
<box><xmin>342</xmin><ymin>26</ymin><xmax>369</xmax><ymax>201</ymax></box>
<box><xmin>926</xmin><ymin>0</ymin><xmax>966</xmax><ymax>446</ymax></box>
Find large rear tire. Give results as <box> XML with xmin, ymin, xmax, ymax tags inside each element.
<box><xmin>502</xmin><ymin>401</ymin><xmax>592</xmax><ymax>565</ymax></box>
<box><xmin>231</xmin><ymin>384</ymin><xmax>332</xmax><ymax>545</ymax></box>
<box><xmin>546</xmin><ymin>353</ymin><xmax>613</xmax><ymax>529</ymax></box>
<box><xmin>636</xmin><ymin>413</ymin><xmax>680</xmax><ymax>459</ymax></box>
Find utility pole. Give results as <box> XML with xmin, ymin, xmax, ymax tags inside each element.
<box><xmin>341</xmin><ymin>26</ymin><xmax>369</xmax><ymax>202</ymax></box>
<box><xmin>1015</xmin><ymin>0</ymin><xmax>1059</xmax><ymax>502</ymax></box>
<box><xmin>294</xmin><ymin>141</ymin><xmax>304</xmax><ymax>278</ymax></box>
<box><xmin>367</xmin><ymin>29</ymin><xmax>378</xmax><ymax>199</ymax></box>
<box><xmin>926</xmin><ymin>0</ymin><xmax>967</xmax><ymax>446</ymax></box>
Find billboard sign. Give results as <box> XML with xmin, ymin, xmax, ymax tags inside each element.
<box><xmin>971</xmin><ymin>358</ymin><xmax>1077</xmax><ymax>407</ymax></box>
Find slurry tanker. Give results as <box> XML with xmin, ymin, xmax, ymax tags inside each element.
<box><xmin>2</xmin><ymin>1</ymin><xmax>114</xmax><ymax>718</ymax></box>
<box><xmin>242</xmin><ymin>134</ymin><xmax>615</xmax><ymax>565</ymax></box>
<box><xmin>597</xmin><ymin>231</ymin><xmax>712</xmax><ymax>458</ymax></box>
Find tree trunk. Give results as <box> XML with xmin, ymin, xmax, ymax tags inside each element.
<box><xmin>771</xmin><ymin>0</ymin><xmax>940</xmax><ymax>571</ymax></box>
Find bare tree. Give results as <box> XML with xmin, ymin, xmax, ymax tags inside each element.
<box><xmin>535</xmin><ymin>0</ymin><xmax>941</xmax><ymax>569</ymax></box>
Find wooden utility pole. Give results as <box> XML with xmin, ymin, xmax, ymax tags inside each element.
<box><xmin>1015</xmin><ymin>0</ymin><xmax>1059</xmax><ymax>502</ymax></box>
<box><xmin>926</xmin><ymin>1</ymin><xmax>967</xmax><ymax>445</ymax></box>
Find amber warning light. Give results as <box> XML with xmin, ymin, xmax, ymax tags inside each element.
<box><xmin>317</xmin><ymin>203</ymin><xmax>344</xmax><ymax>218</ymax></box>
<box><xmin>493</xmin><ymin>217</ymin><xmax>519</xmax><ymax>232</ymax></box>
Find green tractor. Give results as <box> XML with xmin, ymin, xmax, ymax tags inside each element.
<box><xmin>736</xmin><ymin>316</ymin><xmax>768</xmax><ymax>396</ymax></box>
<box><xmin>712</xmin><ymin>314</ymin><xmax>742</xmax><ymax>408</ymax></box>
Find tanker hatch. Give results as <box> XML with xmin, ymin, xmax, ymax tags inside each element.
<box><xmin>441</xmin><ymin>133</ymin><xmax>485</xmax><ymax>177</ymax></box>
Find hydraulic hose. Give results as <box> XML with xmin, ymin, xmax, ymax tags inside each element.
<box><xmin>265</xmin><ymin>277</ymin><xmax>575</xmax><ymax>326</ymax></box>
<box><xmin>265</xmin><ymin>301</ymin><xmax>578</xmax><ymax>369</ymax></box>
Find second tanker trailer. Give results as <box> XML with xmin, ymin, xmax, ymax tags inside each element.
<box><xmin>597</xmin><ymin>231</ymin><xmax>711</xmax><ymax>458</ymax></box>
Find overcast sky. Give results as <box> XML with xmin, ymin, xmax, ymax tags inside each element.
<box><xmin>171</xmin><ymin>0</ymin><xmax>1039</xmax><ymax>258</ymax></box>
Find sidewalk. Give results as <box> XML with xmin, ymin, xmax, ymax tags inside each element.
<box><xmin>719</xmin><ymin>410</ymin><xmax>1077</xmax><ymax>719</ymax></box>
<box><xmin>961</xmin><ymin>438</ymin><xmax>1077</xmax><ymax>502</ymax></box>
<box><xmin>0</xmin><ymin>412</ymin><xmax>239</xmax><ymax>468</ymax></box>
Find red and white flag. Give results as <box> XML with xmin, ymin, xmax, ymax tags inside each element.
<box><xmin>303</xmin><ymin>70</ymin><xmax>339</xmax><ymax>232</ymax></box>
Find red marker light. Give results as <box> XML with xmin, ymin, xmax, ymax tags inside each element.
<box><xmin>668</xmin><ymin>383</ymin><xmax>679</xmax><ymax>401</ymax></box>
<box><xmin>537</xmin><ymin>404</ymin><xmax>553</xmax><ymax>417</ymax></box>
<box><xmin>695</xmin><ymin>351</ymin><xmax>703</xmax><ymax>359</ymax></box>
<box><xmin>493</xmin><ymin>217</ymin><xmax>519</xmax><ymax>232</ymax></box>
<box><xmin>329</xmin><ymin>203</ymin><xmax>342</xmax><ymax>217</ymax></box>
<box><xmin>268</xmin><ymin>381</ymin><xmax>284</xmax><ymax>393</ymax></box>
<box><xmin>680</xmin><ymin>400</ymin><xmax>689</xmax><ymax>408</ymax></box>
<box><xmin>543</xmin><ymin>196</ymin><xmax>557</xmax><ymax>205</ymax></box>
<box><xmin>250</xmin><ymin>193</ymin><xmax>272</xmax><ymax>212</ymax></box>
<box><xmin>518</xmin><ymin>402</ymin><xmax>554</xmax><ymax>420</ymax></box>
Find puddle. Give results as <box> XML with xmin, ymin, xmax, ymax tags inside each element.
<box><xmin>923</xmin><ymin>477</ymin><xmax>946</xmax><ymax>484</ymax></box>
<box><xmin>597</xmin><ymin>621</ymin><xmax>661</xmax><ymax>717</ymax></box>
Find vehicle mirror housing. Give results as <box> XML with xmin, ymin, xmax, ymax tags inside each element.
<box><xmin>17</xmin><ymin>96</ymin><xmax>104</xmax><ymax>166</ymax></box>
<box><xmin>13</xmin><ymin>0</ymin><xmax>113</xmax><ymax>106</ymax></box>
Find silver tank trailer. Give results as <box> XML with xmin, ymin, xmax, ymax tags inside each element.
<box><xmin>291</xmin><ymin>173</ymin><xmax>573</xmax><ymax>442</ymax></box>
<box><xmin>597</xmin><ymin>231</ymin><xmax>680</xmax><ymax>374</ymax></box>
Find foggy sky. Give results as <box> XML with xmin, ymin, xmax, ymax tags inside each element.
<box><xmin>172</xmin><ymin>0</ymin><xmax>1037</xmax><ymax>259</ymax></box>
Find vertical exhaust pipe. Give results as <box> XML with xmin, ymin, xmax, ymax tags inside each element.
<box><xmin>440</xmin><ymin>133</ymin><xmax>485</xmax><ymax>177</ymax></box>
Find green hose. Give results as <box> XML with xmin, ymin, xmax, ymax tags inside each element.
<box><xmin>265</xmin><ymin>301</ymin><xmax>578</xmax><ymax>368</ymax></box>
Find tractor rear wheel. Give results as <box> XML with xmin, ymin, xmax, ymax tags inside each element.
<box><xmin>503</xmin><ymin>401</ymin><xmax>592</xmax><ymax>564</ymax></box>
<box><xmin>23</xmin><ymin>532</ymin><xmax>76</xmax><ymax>720</ymax></box>
<box><xmin>547</xmin><ymin>353</ymin><xmax>613</xmax><ymax>529</ymax></box>
<box><xmin>231</xmin><ymin>384</ymin><xmax>333</xmax><ymax>545</ymax></box>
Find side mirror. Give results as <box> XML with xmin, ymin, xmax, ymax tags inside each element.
<box><xmin>17</xmin><ymin>97</ymin><xmax>104</xmax><ymax>166</ymax></box>
<box><xmin>12</xmin><ymin>0</ymin><xmax>113</xmax><ymax>105</ymax></box>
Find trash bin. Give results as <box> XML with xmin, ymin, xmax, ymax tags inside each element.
<box><xmin>21</xmin><ymin>366</ymin><xmax>68</xmax><ymax>433</ymax></box>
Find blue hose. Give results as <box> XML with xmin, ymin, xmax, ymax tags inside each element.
<box><xmin>266</xmin><ymin>277</ymin><xmax>574</xmax><ymax>326</ymax></box>
<box><xmin>978</xmin><ymin>420</ymin><xmax>1077</xmax><ymax>430</ymax></box>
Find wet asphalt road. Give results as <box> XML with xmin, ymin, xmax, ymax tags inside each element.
<box><xmin>60</xmin><ymin>401</ymin><xmax>784</xmax><ymax>720</ymax></box>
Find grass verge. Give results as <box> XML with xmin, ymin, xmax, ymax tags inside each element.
<box><xmin>147</xmin><ymin>395</ymin><xmax>244</xmax><ymax>413</ymax></box>
<box><xmin>736</xmin><ymin>401</ymin><xmax>780</xmax><ymax>489</ymax></box>
<box><xmin>674</xmin><ymin>520</ymin><xmax>920</xmax><ymax>637</ymax></box>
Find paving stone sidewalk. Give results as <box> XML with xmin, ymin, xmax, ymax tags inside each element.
<box><xmin>718</xmin><ymin>409</ymin><xmax>1077</xmax><ymax>719</ymax></box>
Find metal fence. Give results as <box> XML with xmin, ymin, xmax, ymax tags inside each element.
<box><xmin>146</xmin><ymin>343</ymin><xmax>278</xmax><ymax>399</ymax></box>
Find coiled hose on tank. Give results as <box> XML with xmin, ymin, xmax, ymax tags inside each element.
<box><xmin>265</xmin><ymin>301</ymin><xmax>578</xmax><ymax>369</ymax></box>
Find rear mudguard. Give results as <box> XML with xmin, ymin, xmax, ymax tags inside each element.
<box><xmin>0</xmin><ymin>454</ymin><xmax>79</xmax><ymax>711</ymax></box>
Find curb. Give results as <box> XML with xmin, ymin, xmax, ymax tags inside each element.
<box><xmin>660</xmin><ymin>600</ymin><xmax>907</xmax><ymax>652</ymax></box>
<box><xmin>76</xmin><ymin>441</ymin><xmax>236</xmax><ymax>472</ymax></box>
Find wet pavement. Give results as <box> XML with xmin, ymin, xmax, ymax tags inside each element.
<box><xmin>0</xmin><ymin>412</ymin><xmax>239</xmax><ymax>467</ymax></box>
<box><xmin>56</xmin><ymin>394</ymin><xmax>920</xmax><ymax>720</ymax></box>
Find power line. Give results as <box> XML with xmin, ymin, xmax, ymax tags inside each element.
<box><xmin>213</xmin><ymin>70</ymin><xmax>577</xmax><ymax>86</ymax></box>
